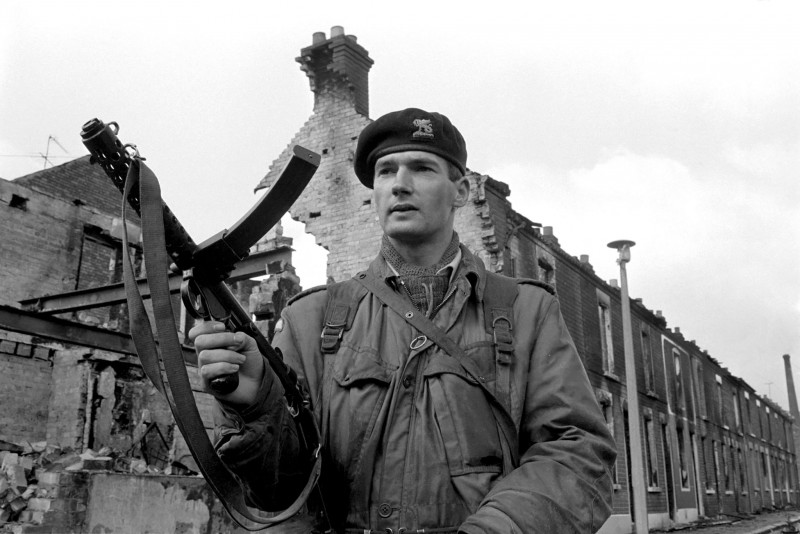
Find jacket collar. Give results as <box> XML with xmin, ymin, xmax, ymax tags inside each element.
<box><xmin>367</xmin><ymin>243</ymin><xmax>488</xmax><ymax>302</ymax></box>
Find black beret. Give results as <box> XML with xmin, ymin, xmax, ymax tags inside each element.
<box><xmin>354</xmin><ymin>108</ymin><xmax>467</xmax><ymax>188</ymax></box>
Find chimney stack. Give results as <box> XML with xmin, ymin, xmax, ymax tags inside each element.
<box><xmin>296</xmin><ymin>26</ymin><xmax>374</xmax><ymax>117</ymax></box>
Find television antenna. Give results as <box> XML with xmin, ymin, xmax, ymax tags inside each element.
<box><xmin>40</xmin><ymin>135</ymin><xmax>68</xmax><ymax>169</ymax></box>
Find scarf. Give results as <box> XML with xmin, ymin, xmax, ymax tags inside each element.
<box><xmin>381</xmin><ymin>232</ymin><xmax>460</xmax><ymax>317</ymax></box>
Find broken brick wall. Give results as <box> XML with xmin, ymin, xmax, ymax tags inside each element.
<box><xmin>45</xmin><ymin>348</ymin><xmax>190</xmax><ymax>464</ymax></box>
<box><xmin>0</xmin><ymin>333</ymin><xmax>53</xmax><ymax>445</ymax></box>
<box><xmin>1</xmin><ymin>170</ymin><xmax>142</xmax><ymax>334</ymax></box>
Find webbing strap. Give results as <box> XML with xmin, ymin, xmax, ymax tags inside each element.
<box><xmin>319</xmin><ymin>281</ymin><xmax>368</xmax><ymax>355</ymax></box>
<box><xmin>121</xmin><ymin>159</ymin><xmax>321</xmax><ymax>531</ymax></box>
<box><xmin>352</xmin><ymin>271</ymin><xmax>520</xmax><ymax>467</ymax></box>
<box><xmin>320</xmin><ymin>304</ymin><xmax>349</xmax><ymax>354</ymax></box>
<box><xmin>483</xmin><ymin>272</ymin><xmax>519</xmax><ymax>420</ymax></box>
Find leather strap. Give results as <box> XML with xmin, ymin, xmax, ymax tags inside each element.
<box><xmin>352</xmin><ymin>271</ymin><xmax>520</xmax><ymax>468</ymax></box>
<box><xmin>121</xmin><ymin>159</ymin><xmax>322</xmax><ymax>530</ymax></box>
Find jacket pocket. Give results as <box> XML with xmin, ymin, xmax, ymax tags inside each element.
<box><xmin>424</xmin><ymin>345</ymin><xmax>503</xmax><ymax>477</ymax></box>
<box><xmin>326</xmin><ymin>344</ymin><xmax>395</xmax><ymax>475</ymax></box>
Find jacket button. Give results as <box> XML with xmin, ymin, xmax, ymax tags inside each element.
<box><xmin>402</xmin><ymin>376</ymin><xmax>413</xmax><ymax>388</ymax></box>
<box><xmin>378</xmin><ymin>503</ymin><xmax>392</xmax><ymax>517</ymax></box>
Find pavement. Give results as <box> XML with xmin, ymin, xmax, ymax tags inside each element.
<box><xmin>652</xmin><ymin>510</ymin><xmax>800</xmax><ymax>534</ymax></box>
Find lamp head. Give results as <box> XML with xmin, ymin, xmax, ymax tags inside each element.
<box><xmin>607</xmin><ymin>239</ymin><xmax>636</xmax><ymax>263</ymax></box>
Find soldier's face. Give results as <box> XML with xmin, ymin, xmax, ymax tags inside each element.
<box><xmin>372</xmin><ymin>151</ymin><xmax>468</xmax><ymax>247</ymax></box>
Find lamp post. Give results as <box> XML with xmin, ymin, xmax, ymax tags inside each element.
<box><xmin>607</xmin><ymin>239</ymin><xmax>648</xmax><ymax>534</ymax></box>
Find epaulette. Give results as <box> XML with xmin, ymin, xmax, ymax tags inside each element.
<box><xmin>286</xmin><ymin>284</ymin><xmax>329</xmax><ymax>306</ymax></box>
<box><xmin>516</xmin><ymin>278</ymin><xmax>556</xmax><ymax>296</ymax></box>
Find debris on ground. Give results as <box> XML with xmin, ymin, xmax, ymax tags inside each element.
<box><xmin>0</xmin><ymin>437</ymin><xmax>196</xmax><ymax>530</ymax></box>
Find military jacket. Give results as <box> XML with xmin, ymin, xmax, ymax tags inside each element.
<box><xmin>213</xmin><ymin>247</ymin><xmax>616</xmax><ymax>533</ymax></box>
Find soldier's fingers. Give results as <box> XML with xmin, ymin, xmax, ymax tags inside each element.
<box><xmin>199</xmin><ymin>361</ymin><xmax>242</xmax><ymax>382</ymax></box>
<box><xmin>196</xmin><ymin>348</ymin><xmax>247</xmax><ymax>367</ymax></box>
<box><xmin>188</xmin><ymin>320</ymin><xmax>227</xmax><ymax>342</ymax></box>
<box><xmin>193</xmin><ymin>331</ymin><xmax>247</xmax><ymax>352</ymax></box>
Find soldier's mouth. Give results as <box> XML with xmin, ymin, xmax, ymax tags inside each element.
<box><xmin>391</xmin><ymin>204</ymin><xmax>416</xmax><ymax>212</ymax></box>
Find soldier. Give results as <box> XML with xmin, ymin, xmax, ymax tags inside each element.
<box><xmin>190</xmin><ymin>108</ymin><xmax>616</xmax><ymax>533</ymax></box>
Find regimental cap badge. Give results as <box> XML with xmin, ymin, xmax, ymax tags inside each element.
<box><xmin>412</xmin><ymin>118</ymin><xmax>434</xmax><ymax>140</ymax></box>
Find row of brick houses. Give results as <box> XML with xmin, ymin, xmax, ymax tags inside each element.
<box><xmin>0</xmin><ymin>26</ymin><xmax>796</xmax><ymax>533</ymax></box>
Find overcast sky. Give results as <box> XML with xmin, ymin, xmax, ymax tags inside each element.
<box><xmin>1</xmin><ymin>1</ymin><xmax>798</xmax><ymax>410</ymax></box>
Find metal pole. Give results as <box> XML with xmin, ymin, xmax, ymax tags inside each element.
<box><xmin>608</xmin><ymin>239</ymin><xmax>649</xmax><ymax>534</ymax></box>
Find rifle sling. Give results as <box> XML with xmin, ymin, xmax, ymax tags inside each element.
<box><xmin>121</xmin><ymin>159</ymin><xmax>321</xmax><ymax>530</ymax></box>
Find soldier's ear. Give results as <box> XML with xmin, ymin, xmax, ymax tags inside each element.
<box><xmin>453</xmin><ymin>176</ymin><xmax>470</xmax><ymax>208</ymax></box>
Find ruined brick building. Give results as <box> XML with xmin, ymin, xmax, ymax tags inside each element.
<box><xmin>1</xmin><ymin>26</ymin><xmax>797</xmax><ymax>534</ymax></box>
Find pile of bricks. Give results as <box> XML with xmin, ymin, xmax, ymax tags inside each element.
<box><xmin>1</xmin><ymin>440</ymin><xmax>41</xmax><ymax>528</ymax></box>
<box><xmin>0</xmin><ymin>439</ymin><xmax>116</xmax><ymax>531</ymax></box>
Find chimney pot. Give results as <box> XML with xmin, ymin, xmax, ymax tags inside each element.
<box><xmin>580</xmin><ymin>254</ymin><xmax>589</xmax><ymax>264</ymax></box>
<box><xmin>347</xmin><ymin>34</ymin><xmax>358</xmax><ymax>43</ymax></box>
<box><xmin>297</xmin><ymin>26</ymin><xmax>374</xmax><ymax>116</ymax></box>
<box><xmin>543</xmin><ymin>226</ymin><xmax>553</xmax><ymax>236</ymax></box>
<box><xmin>609</xmin><ymin>279</ymin><xmax>618</xmax><ymax>288</ymax></box>
<box><xmin>656</xmin><ymin>310</ymin><xmax>662</xmax><ymax>317</ymax></box>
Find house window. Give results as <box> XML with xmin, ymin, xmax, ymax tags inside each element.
<box><xmin>10</xmin><ymin>194</ymin><xmax>28</xmax><ymax>210</ymax></box>
<box><xmin>739</xmin><ymin>448</ymin><xmax>747</xmax><ymax>493</ymax></box>
<box><xmin>716</xmin><ymin>375</ymin><xmax>724</xmax><ymax>425</ymax></box>
<box><xmin>537</xmin><ymin>254</ymin><xmax>555</xmax><ymax>286</ymax></box>
<box><xmin>766</xmin><ymin>407</ymin><xmax>772</xmax><ymax>441</ymax></box>
<box><xmin>677</xmin><ymin>426</ymin><xmax>690</xmax><ymax>489</ymax></box>
<box><xmin>756</xmin><ymin>399</ymin><xmax>763</xmax><ymax>437</ymax></box>
<box><xmin>733</xmin><ymin>392</ymin><xmax>741</xmax><ymax>432</ymax></box>
<box><xmin>643</xmin><ymin>410</ymin><xmax>659</xmax><ymax>488</ymax></box>
<box><xmin>673</xmin><ymin>350</ymin><xmax>685</xmax><ymax>413</ymax></box>
<box><xmin>693</xmin><ymin>358</ymin><xmax>707</xmax><ymax>418</ymax></box>
<box><xmin>703</xmin><ymin>437</ymin><xmax>713</xmax><ymax>491</ymax></box>
<box><xmin>722</xmin><ymin>442</ymin><xmax>731</xmax><ymax>493</ymax></box>
<box><xmin>641</xmin><ymin>327</ymin><xmax>655</xmax><ymax>394</ymax></box>
<box><xmin>743</xmin><ymin>392</ymin><xmax>751</xmax><ymax>434</ymax></box>
<box><xmin>597</xmin><ymin>291</ymin><xmax>615</xmax><ymax>376</ymax></box>
<box><xmin>596</xmin><ymin>389</ymin><xmax>618</xmax><ymax>485</ymax></box>
<box><xmin>750</xmin><ymin>443</ymin><xmax>759</xmax><ymax>491</ymax></box>
<box><xmin>712</xmin><ymin>440</ymin><xmax>721</xmax><ymax>493</ymax></box>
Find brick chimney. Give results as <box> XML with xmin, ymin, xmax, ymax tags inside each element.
<box><xmin>296</xmin><ymin>26</ymin><xmax>374</xmax><ymax>117</ymax></box>
<box><xmin>256</xmin><ymin>27</ymin><xmax>377</xmax><ymax>282</ymax></box>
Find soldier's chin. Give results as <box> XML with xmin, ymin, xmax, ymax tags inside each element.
<box><xmin>383</xmin><ymin>225</ymin><xmax>426</xmax><ymax>243</ymax></box>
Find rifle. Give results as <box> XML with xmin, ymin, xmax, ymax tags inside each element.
<box><xmin>80</xmin><ymin>119</ymin><xmax>323</xmax><ymax>530</ymax></box>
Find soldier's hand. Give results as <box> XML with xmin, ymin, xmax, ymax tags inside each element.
<box><xmin>189</xmin><ymin>321</ymin><xmax>266</xmax><ymax>407</ymax></box>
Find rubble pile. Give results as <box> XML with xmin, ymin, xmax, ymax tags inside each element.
<box><xmin>0</xmin><ymin>438</ymin><xmax>196</xmax><ymax>531</ymax></box>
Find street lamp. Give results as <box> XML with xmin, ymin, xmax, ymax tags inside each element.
<box><xmin>607</xmin><ymin>239</ymin><xmax>648</xmax><ymax>534</ymax></box>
